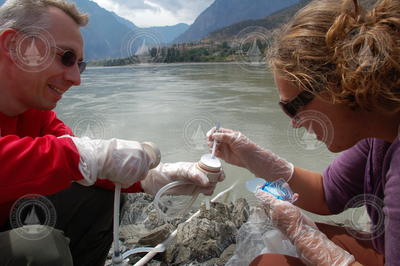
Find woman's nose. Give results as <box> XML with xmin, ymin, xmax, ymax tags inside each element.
<box><xmin>291</xmin><ymin>117</ymin><xmax>301</xmax><ymax>128</ymax></box>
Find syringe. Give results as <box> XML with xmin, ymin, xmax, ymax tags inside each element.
<box><xmin>205</xmin><ymin>122</ymin><xmax>221</xmax><ymax>210</ymax></box>
<box><xmin>211</xmin><ymin>121</ymin><xmax>220</xmax><ymax>159</ymax></box>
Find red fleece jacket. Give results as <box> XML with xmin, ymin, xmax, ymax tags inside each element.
<box><xmin>0</xmin><ymin>109</ymin><xmax>142</xmax><ymax>226</ymax></box>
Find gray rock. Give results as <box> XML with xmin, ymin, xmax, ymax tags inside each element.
<box><xmin>121</xmin><ymin>193</ymin><xmax>154</xmax><ymax>226</ymax></box>
<box><xmin>112</xmin><ymin>193</ymin><xmax>251</xmax><ymax>265</ymax></box>
<box><xmin>138</xmin><ymin>224</ymin><xmax>174</xmax><ymax>247</ymax></box>
<box><xmin>165</xmin><ymin>202</ymin><xmax>237</xmax><ymax>264</ymax></box>
<box><xmin>197</xmin><ymin>201</ymin><xmax>232</xmax><ymax>222</ymax></box>
<box><xmin>220</xmin><ymin>244</ymin><xmax>237</xmax><ymax>262</ymax></box>
<box><xmin>122</xmin><ymin>193</ymin><xmax>191</xmax><ymax>231</ymax></box>
<box><xmin>230</xmin><ymin>198</ymin><xmax>250</xmax><ymax>228</ymax></box>
<box><xmin>200</xmin><ymin>244</ymin><xmax>237</xmax><ymax>266</ymax></box>
<box><xmin>120</xmin><ymin>224</ymin><xmax>149</xmax><ymax>246</ymax></box>
<box><xmin>143</xmin><ymin>208</ymin><xmax>167</xmax><ymax>230</ymax></box>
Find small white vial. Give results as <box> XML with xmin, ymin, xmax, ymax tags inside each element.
<box><xmin>196</xmin><ymin>153</ymin><xmax>222</xmax><ymax>182</ymax></box>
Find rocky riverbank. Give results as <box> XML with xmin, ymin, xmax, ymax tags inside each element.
<box><xmin>106</xmin><ymin>193</ymin><xmax>251</xmax><ymax>265</ymax></box>
<box><xmin>105</xmin><ymin>189</ymin><xmax>371</xmax><ymax>265</ymax></box>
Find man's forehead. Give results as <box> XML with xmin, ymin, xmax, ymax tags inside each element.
<box><xmin>46</xmin><ymin>6</ymin><xmax>84</xmax><ymax>58</ymax></box>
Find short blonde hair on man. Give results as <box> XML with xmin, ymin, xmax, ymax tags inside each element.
<box><xmin>0</xmin><ymin>0</ymin><xmax>89</xmax><ymax>32</ymax></box>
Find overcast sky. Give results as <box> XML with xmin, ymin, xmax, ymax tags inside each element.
<box><xmin>91</xmin><ymin>0</ymin><xmax>215</xmax><ymax>27</ymax></box>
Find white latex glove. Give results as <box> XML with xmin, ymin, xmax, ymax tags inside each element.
<box><xmin>141</xmin><ymin>162</ymin><xmax>225</xmax><ymax>195</ymax></box>
<box><xmin>207</xmin><ymin>127</ymin><xmax>294</xmax><ymax>181</ymax></box>
<box><xmin>63</xmin><ymin>136</ymin><xmax>154</xmax><ymax>188</ymax></box>
<box><xmin>255</xmin><ymin>189</ymin><xmax>356</xmax><ymax>266</ymax></box>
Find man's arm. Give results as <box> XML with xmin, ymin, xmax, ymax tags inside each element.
<box><xmin>40</xmin><ymin>111</ymin><xmax>144</xmax><ymax>192</ymax></box>
<box><xmin>0</xmin><ymin>135</ymin><xmax>84</xmax><ymax>204</ymax></box>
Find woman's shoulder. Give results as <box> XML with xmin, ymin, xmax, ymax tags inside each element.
<box><xmin>384</xmin><ymin>137</ymin><xmax>400</xmax><ymax>164</ymax></box>
<box><xmin>358</xmin><ymin>138</ymin><xmax>393</xmax><ymax>153</ymax></box>
<box><xmin>376</xmin><ymin>137</ymin><xmax>400</xmax><ymax>186</ymax></box>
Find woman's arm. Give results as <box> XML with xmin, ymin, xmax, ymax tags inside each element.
<box><xmin>289</xmin><ymin>167</ymin><xmax>331</xmax><ymax>215</ymax></box>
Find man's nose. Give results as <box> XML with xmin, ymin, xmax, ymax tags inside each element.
<box><xmin>64</xmin><ymin>63</ymin><xmax>81</xmax><ymax>86</ymax></box>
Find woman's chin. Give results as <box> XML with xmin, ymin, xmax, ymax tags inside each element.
<box><xmin>326</xmin><ymin>141</ymin><xmax>353</xmax><ymax>153</ymax></box>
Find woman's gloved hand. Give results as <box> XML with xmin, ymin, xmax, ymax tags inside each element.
<box><xmin>255</xmin><ymin>189</ymin><xmax>356</xmax><ymax>266</ymax></box>
<box><xmin>207</xmin><ymin>127</ymin><xmax>294</xmax><ymax>181</ymax></box>
<box><xmin>63</xmin><ymin>136</ymin><xmax>155</xmax><ymax>188</ymax></box>
<box><xmin>141</xmin><ymin>162</ymin><xmax>225</xmax><ymax>195</ymax></box>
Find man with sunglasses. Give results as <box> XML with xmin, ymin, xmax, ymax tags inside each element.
<box><xmin>0</xmin><ymin>1</ymin><xmax>223</xmax><ymax>265</ymax></box>
<box><xmin>54</xmin><ymin>46</ymin><xmax>87</xmax><ymax>74</ymax></box>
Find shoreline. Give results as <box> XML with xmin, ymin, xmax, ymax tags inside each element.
<box><xmin>87</xmin><ymin>61</ymin><xmax>266</xmax><ymax>69</ymax></box>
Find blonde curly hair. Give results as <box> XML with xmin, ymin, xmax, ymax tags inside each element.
<box><xmin>269</xmin><ymin>0</ymin><xmax>400</xmax><ymax>113</ymax></box>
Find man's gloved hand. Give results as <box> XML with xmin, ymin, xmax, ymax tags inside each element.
<box><xmin>207</xmin><ymin>127</ymin><xmax>294</xmax><ymax>181</ymax></box>
<box><xmin>255</xmin><ymin>189</ymin><xmax>356</xmax><ymax>266</ymax></box>
<box><xmin>63</xmin><ymin>136</ymin><xmax>155</xmax><ymax>188</ymax></box>
<box><xmin>141</xmin><ymin>162</ymin><xmax>225</xmax><ymax>195</ymax></box>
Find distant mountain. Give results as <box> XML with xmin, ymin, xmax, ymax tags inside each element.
<box><xmin>119</xmin><ymin>21</ymin><xmax>190</xmax><ymax>46</ymax></box>
<box><xmin>71</xmin><ymin>0</ymin><xmax>136</xmax><ymax>59</ymax></box>
<box><xmin>110</xmin><ymin>11</ymin><xmax>138</xmax><ymax>30</ymax></box>
<box><xmin>146</xmin><ymin>23</ymin><xmax>190</xmax><ymax>45</ymax></box>
<box><xmin>204</xmin><ymin>0</ymin><xmax>378</xmax><ymax>43</ymax></box>
<box><xmin>109</xmin><ymin>12</ymin><xmax>189</xmax><ymax>46</ymax></box>
<box><xmin>174</xmin><ymin>0</ymin><xmax>299</xmax><ymax>44</ymax></box>
<box><xmin>205</xmin><ymin>0</ymin><xmax>310</xmax><ymax>43</ymax></box>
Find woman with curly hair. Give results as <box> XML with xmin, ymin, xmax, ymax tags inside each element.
<box><xmin>208</xmin><ymin>0</ymin><xmax>400</xmax><ymax>265</ymax></box>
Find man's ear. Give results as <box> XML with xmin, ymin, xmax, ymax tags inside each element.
<box><xmin>0</xmin><ymin>28</ymin><xmax>18</xmax><ymax>59</ymax></box>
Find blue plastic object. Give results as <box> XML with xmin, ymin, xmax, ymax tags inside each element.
<box><xmin>260</xmin><ymin>178</ymin><xmax>296</xmax><ymax>202</ymax></box>
<box><xmin>246</xmin><ymin>178</ymin><xmax>296</xmax><ymax>203</ymax></box>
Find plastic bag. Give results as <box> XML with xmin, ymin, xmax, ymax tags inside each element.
<box><xmin>225</xmin><ymin>206</ymin><xmax>298</xmax><ymax>266</ymax></box>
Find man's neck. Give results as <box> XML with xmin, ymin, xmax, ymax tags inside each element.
<box><xmin>0</xmin><ymin>85</ymin><xmax>27</xmax><ymax>117</ymax></box>
<box><xmin>0</xmin><ymin>104</ymin><xmax>26</xmax><ymax>117</ymax></box>
<box><xmin>0</xmin><ymin>63</ymin><xmax>28</xmax><ymax>116</ymax></box>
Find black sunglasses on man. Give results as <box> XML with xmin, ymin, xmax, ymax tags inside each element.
<box><xmin>55</xmin><ymin>47</ymin><xmax>86</xmax><ymax>74</ymax></box>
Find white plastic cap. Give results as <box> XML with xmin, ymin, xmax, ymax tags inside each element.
<box><xmin>197</xmin><ymin>153</ymin><xmax>222</xmax><ymax>182</ymax></box>
<box><xmin>199</xmin><ymin>153</ymin><xmax>221</xmax><ymax>171</ymax></box>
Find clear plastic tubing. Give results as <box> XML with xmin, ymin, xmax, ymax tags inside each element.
<box><xmin>122</xmin><ymin>246</ymin><xmax>165</xmax><ymax>259</ymax></box>
<box><xmin>113</xmin><ymin>183</ymin><xmax>122</xmax><ymax>260</ymax></box>
<box><xmin>112</xmin><ymin>142</ymin><xmax>161</xmax><ymax>265</ymax></box>
<box><xmin>153</xmin><ymin>180</ymin><xmax>199</xmax><ymax>219</ymax></box>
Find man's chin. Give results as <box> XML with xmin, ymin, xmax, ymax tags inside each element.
<box><xmin>36</xmin><ymin>102</ymin><xmax>58</xmax><ymax>111</ymax></box>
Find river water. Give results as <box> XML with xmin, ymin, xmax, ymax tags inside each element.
<box><xmin>55</xmin><ymin>63</ymin><xmax>337</xmax><ymax>200</ymax></box>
